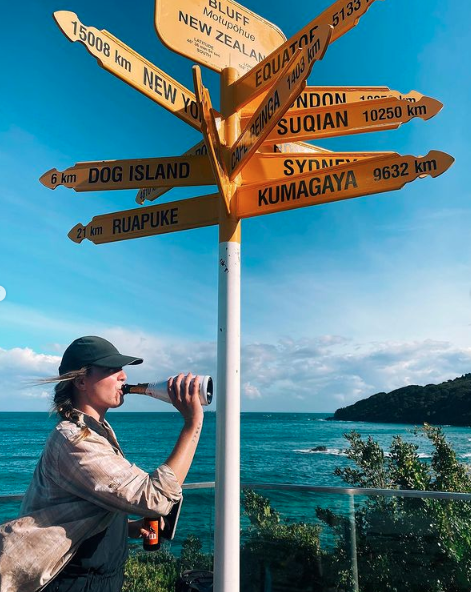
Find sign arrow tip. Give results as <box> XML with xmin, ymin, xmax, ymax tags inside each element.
<box><xmin>39</xmin><ymin>169</ymin><xmax>58</xmax><ymax>189</ymax></box>
<box><xmin>53</xmin><ymin>10</ymin><xmax>76</xmax><ymax>26</ymax></box>
<box><xmin>68</xmin><ymin>223</ymin><xmax>85</xmax><ymax>244</ymax></box>
<box><xmin>422</xmin><ymin>150</ymin><xmax>455</xmax><ymax>178</ymax></box>
<box><xmin>433</xmin><ymin>150</ymin><xmax>455</xmax><ymax>174</ymax></box>
<box><xmin>53</xmin><ymin>10</ymin><xmax>79</xmax><ymax>40</ymax></box>
<box><xmin>425</xmin><ymin>97</ymin><xmax>444</xmax><ymax>119</ymax></box>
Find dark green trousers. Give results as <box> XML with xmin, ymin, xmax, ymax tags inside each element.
<box><xmin>42</xmin><ymin>514</ymin><xmax>128</xmax><ymax>592</ymax></box>
<box><xmin>42</xmin><ymin>569</ymin><xmax>125</xmax><ymax>592</ymax></box>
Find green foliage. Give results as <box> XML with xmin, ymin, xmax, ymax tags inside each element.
<box><xmin>180</xmin><ymin>534</ymin><xmax>213</xmax><ymax>572</ymax></box>
<box><xmin>243</xmin><ymin>488</ymin><xmax>280</xmax><ymax>528</ymax></box>
<box><xmin>123</xmin><ymin>536</ymin><xmax>212</xmax><ymax>592</ymax></box>
<box><xmin>331</xmin><ymin>373</ymin><xmax>471</xmax><ymax>425</ymax></box>
<box><xmin>335</xmin><ymin>425</ymin><xmax>471</xmax><ymax>493</ymax></box>
<box><xmin>322</xmin><ymin>425</ymin><xmax>471</xmax><ymax>591</ymax></box>
<box><xmin>123</xmin><ymin>546</ymin><xmax>178</xmax><ymax>592</ymax></box>
<box><xmin>334</xmin><ymin>432</ymin><xmax>390</xmax><ymax>489</ymax></box>
<box><xmin>241</xmin><ymin>489</ymin><xmax>323</xmax><ymax>591</ymax></box>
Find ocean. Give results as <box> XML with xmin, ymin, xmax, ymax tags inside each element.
<box><xmin>1</xmin><ymin>412</ymin><xmax>471</xmax><ymax>551</ymax></box>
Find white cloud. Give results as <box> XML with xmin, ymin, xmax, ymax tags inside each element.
<box><xmin>0</xmin><ymin>347</ymin><xmax>60</xmax><ymax>410</ymax></box>
<box><xmin>1</xmin><ymin>330</ymin><xmax>471</xmax><ymax>412</ymax></box>
<box><xmin>241</xmin><ymin>337</ymin><xmax>471</xmax><ymax>411</ymax></box>
<box><xmin>22</xmin><ymin>390</ymin><xmax>51</xmax><ymax>400</ymax></box>
<box><xmin>0</xmin><ymin>346</ymin><xmax>60</xmax><ymax>375</ymax></box>
<box><xmin>243</xmin><ymin>382</ymin><xmax>262</xmax><ymax>400</ymax></box>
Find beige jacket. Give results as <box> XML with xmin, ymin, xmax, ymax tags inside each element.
<box><xmin>0</xmin><ymin>414</ymin><xmax>182</xmax><ymax>592</ymax></box>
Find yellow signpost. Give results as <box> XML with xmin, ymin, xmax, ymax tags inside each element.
<box><xmin>240</xmin><ymin>151</ymin><xmax>397</xmax><ymax>185</ymax></box>
<box><xmin>243</xmin><ymin>95</ymin><xmax>443</xmax><ymax>145</ymax></box>
<box><xmin>40</xmin><ymin>155</ymin><xmax>214</xmax><ymax>192</ymax></box>
<box><xmin>69</xmin><ymin>193</ymin><xmax>219</xmax><ymax>244</ymax></box>
<box><xmin>235</xmin><ymin>151</ymin><xmax>454</xmax><ymax>219</ymax></box>
<box><xmin>42</xmin><ymin>2</ymin><xmax>455</xmax><ymax>591</ymax></box>
<box><xmin>241</xmin><ymin>87</ymin><xmax>424</xmax><ymax>116</ymax></box>
<box><xmin>154</xmin><ymin>0</ymin><xmax>286</xmax><ymax>74</ymax></box>
<box><xmin>231</xmin><ymin>0</ymin><xmax>384</xmax><ymax>108</ymax></box>
<box><xmin>54</xmin><ymin>10</ymin><xmax>203</xmax><ymax>131</ymax></box>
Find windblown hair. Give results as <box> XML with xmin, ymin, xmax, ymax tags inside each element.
<box><xmin>39</xmin><ymin>367</ymin><xmax>92</xmax><ymax>441</ymax></box>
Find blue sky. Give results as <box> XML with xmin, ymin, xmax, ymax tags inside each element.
<box><xmin>1</xmin><ymin>0</ymin><xmax>470</xmax><ymax>412</ymax></box>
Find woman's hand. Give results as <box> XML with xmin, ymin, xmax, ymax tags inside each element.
<box><xmin>167</xmin><ymin>373</ymin><xmax>204</xmax><ymax>425</ymax></box>
<box><xmin>128</xmin><ymin>517</ymin><xmax>164</xmax><ymax>539</ymax></box>
<box><xmin>164</xmin><ymin>373</ymin><xmax>204</xmax><ymax>484</ymax></box>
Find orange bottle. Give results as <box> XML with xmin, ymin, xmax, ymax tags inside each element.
<box><xmin>143</xmin><ymin>518</ymin><xmax>160</xmax><ymax>551</ymax></box>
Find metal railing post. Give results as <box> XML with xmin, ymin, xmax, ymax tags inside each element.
<box><xmin>349</xmin><ymin>493</ymin><xmax>359</xmax><ymax>592</ymax></box>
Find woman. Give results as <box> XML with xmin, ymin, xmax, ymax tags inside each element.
<box><xmin>0</xmin><ymin>336</ymin><xmax>204</xmax><ymax>592</ymax></box>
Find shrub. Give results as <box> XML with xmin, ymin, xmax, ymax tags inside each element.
<box><xmin>123</xmin><ymin>546</ymin><xmax>178</xmax><ymax>592</ymax></box>
<box><xmin>123</xmin><ymin>536</ymin><xmax>212</xmax><ymax>592</ymax></box>
<box><xmin>319</xmin><ymin>425</ymin><xmax>471</xmax><ymax>591</ymax></box>
<box><xmin>241</xmin><ymin>489</ymin><xmax>324</xmax><ymax>592</ymax></box>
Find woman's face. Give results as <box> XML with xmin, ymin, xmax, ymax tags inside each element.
<box><xmin>79</xmin><ymin>366</ymin><xmax>128</xmax><ymax>412</ymax></box>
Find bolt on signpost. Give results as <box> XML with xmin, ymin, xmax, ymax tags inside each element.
<box><xmin>42</xmin><ymin>1</ymin><xmax>455</xmax><ymax>590</ymax></box>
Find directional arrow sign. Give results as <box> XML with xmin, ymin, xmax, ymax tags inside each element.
<box><xmin>40</xmin><ymin>155</ymin><xmax>214</xmax><ymax>192</ymax></box>
<box><xmin>234</xmin><ymin>151</ymin><xmax>455</xmax><ymax>219</ymax></box>
<box><xmin>53</xmin><ymin>11</ymin><xmax>202</xmax><ymax>131</ymax></box>
<box><xmin>193</xmin><ymin>66</ymin><xmax>234</xmax><ymax>213</ymax></box>
<box><xmin>231</xmin><ymin>0</ymin><xmax>383</xmax><ymax>108</ymax></box>
<box><xmin>250</xmin><ymin>95</ymin><xmax>443</xmax><ymax>145</ymax></box>
<box><xmin>69</xmin><ymin>193</ymin><xmax>219</xmax><ymax>244</ymax></box>
<box><xmin>229</xmin><ymin>24</ymin><xmax>332</xmax><ymax>180</ymax></box>
<box><xmin>240</xmin><ymin>151</ymin><xmax>396</xmax><ymax>185</ymax></box>
<box><xmin>154</xmin><ymin>0</ymin><xmax>286</xmax><ymax>74</ymax></box>
<box><xmin>241</xmin><ymin>87</ymin><xmax>423</xmax><ymax>116</ymax></box>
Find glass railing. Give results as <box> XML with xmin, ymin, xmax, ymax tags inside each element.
<box><xmin>3</xmin><ymin>484</ymin><xmax>471</xmax><ymax>591</ymax></box>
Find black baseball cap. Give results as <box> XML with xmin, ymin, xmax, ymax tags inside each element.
<box><xmin>59</xmin><ymin>336</ymin><xmax>143</xmax><ymax>375</ymax></box>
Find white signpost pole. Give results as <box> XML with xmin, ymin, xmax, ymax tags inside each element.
<box><xmin>214</xmin><ymin>66</ymin><xmax>241</xmax><ymax>592</ymax></box>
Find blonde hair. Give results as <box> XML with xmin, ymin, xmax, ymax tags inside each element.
<box><xmin>40</xmin><ymin>368</ymin><xmax>92</xmax><ymax>441</ymax></box>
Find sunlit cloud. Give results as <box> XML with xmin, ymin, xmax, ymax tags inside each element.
<box><xmin>243</xmin><ymin>382</ymin><xmax>262</xmax><ymax>400</ymax></box>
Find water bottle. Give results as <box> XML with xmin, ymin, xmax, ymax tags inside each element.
<box><xmin>122</xmin><ymin>375</ymin><xmax>213</xmax><ymax>406</ymax></box>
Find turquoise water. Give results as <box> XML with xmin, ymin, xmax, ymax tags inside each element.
<box><xmin>1</xmin><ymin>412</ymin><xmax>470</xmax><ymax>550</ymax></box>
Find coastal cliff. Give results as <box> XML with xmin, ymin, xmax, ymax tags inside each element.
<box><xmin>329</xmin><ymin>373</ymin><xmax>471</xmax><ymax>425</ymax></box>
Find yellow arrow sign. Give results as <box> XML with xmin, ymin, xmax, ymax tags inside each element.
<box><xmin>231</xmin><ymin>0</ymin><xmax>383</xmax><ymax>108</ymax></box>
<box><xmin>40</xmin><ymin>155</ymin><xmax>214</xmax><ymax>192</ymax></box>
<box><xmin>53</xmin><ymin>11</ymin><xmax>202</xmax><ymax>131</ymax></box>
<box><xmin>241</xmin><ymin>86</ymin><xmax>423</xmax><ymax>116</ymax></box>
<box><xmin>193</xmin><ymin>66</ymin><xmax>234</xmax><ymax>213</ymax></box>
<box><xmin>229</xmin><ymin>25</ymin><xmax>332</xmax><ymax>180</ymax></box>
<box><xmin>154</xmin><ymin>0</ymin><xmax>286</xmax><ymax>74</ymax></box>
<box><xmin>69</xmin><ymin>193</ymin><xmax>219</xmax><ymax>244</ymax></box>
<box><xmin>249</xmin><ymin>95</ymin><xmax>443</xmax><ymax>145</ymax></box>
<box><xmin>240</xmin><ymin>151</ymin><xmax>396</xmax><ymax>185</ymax></box>
<box><xmin>234</xmin><ymin>151</ymin><xmax>455</xmax><ymax>219</ymax></box>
